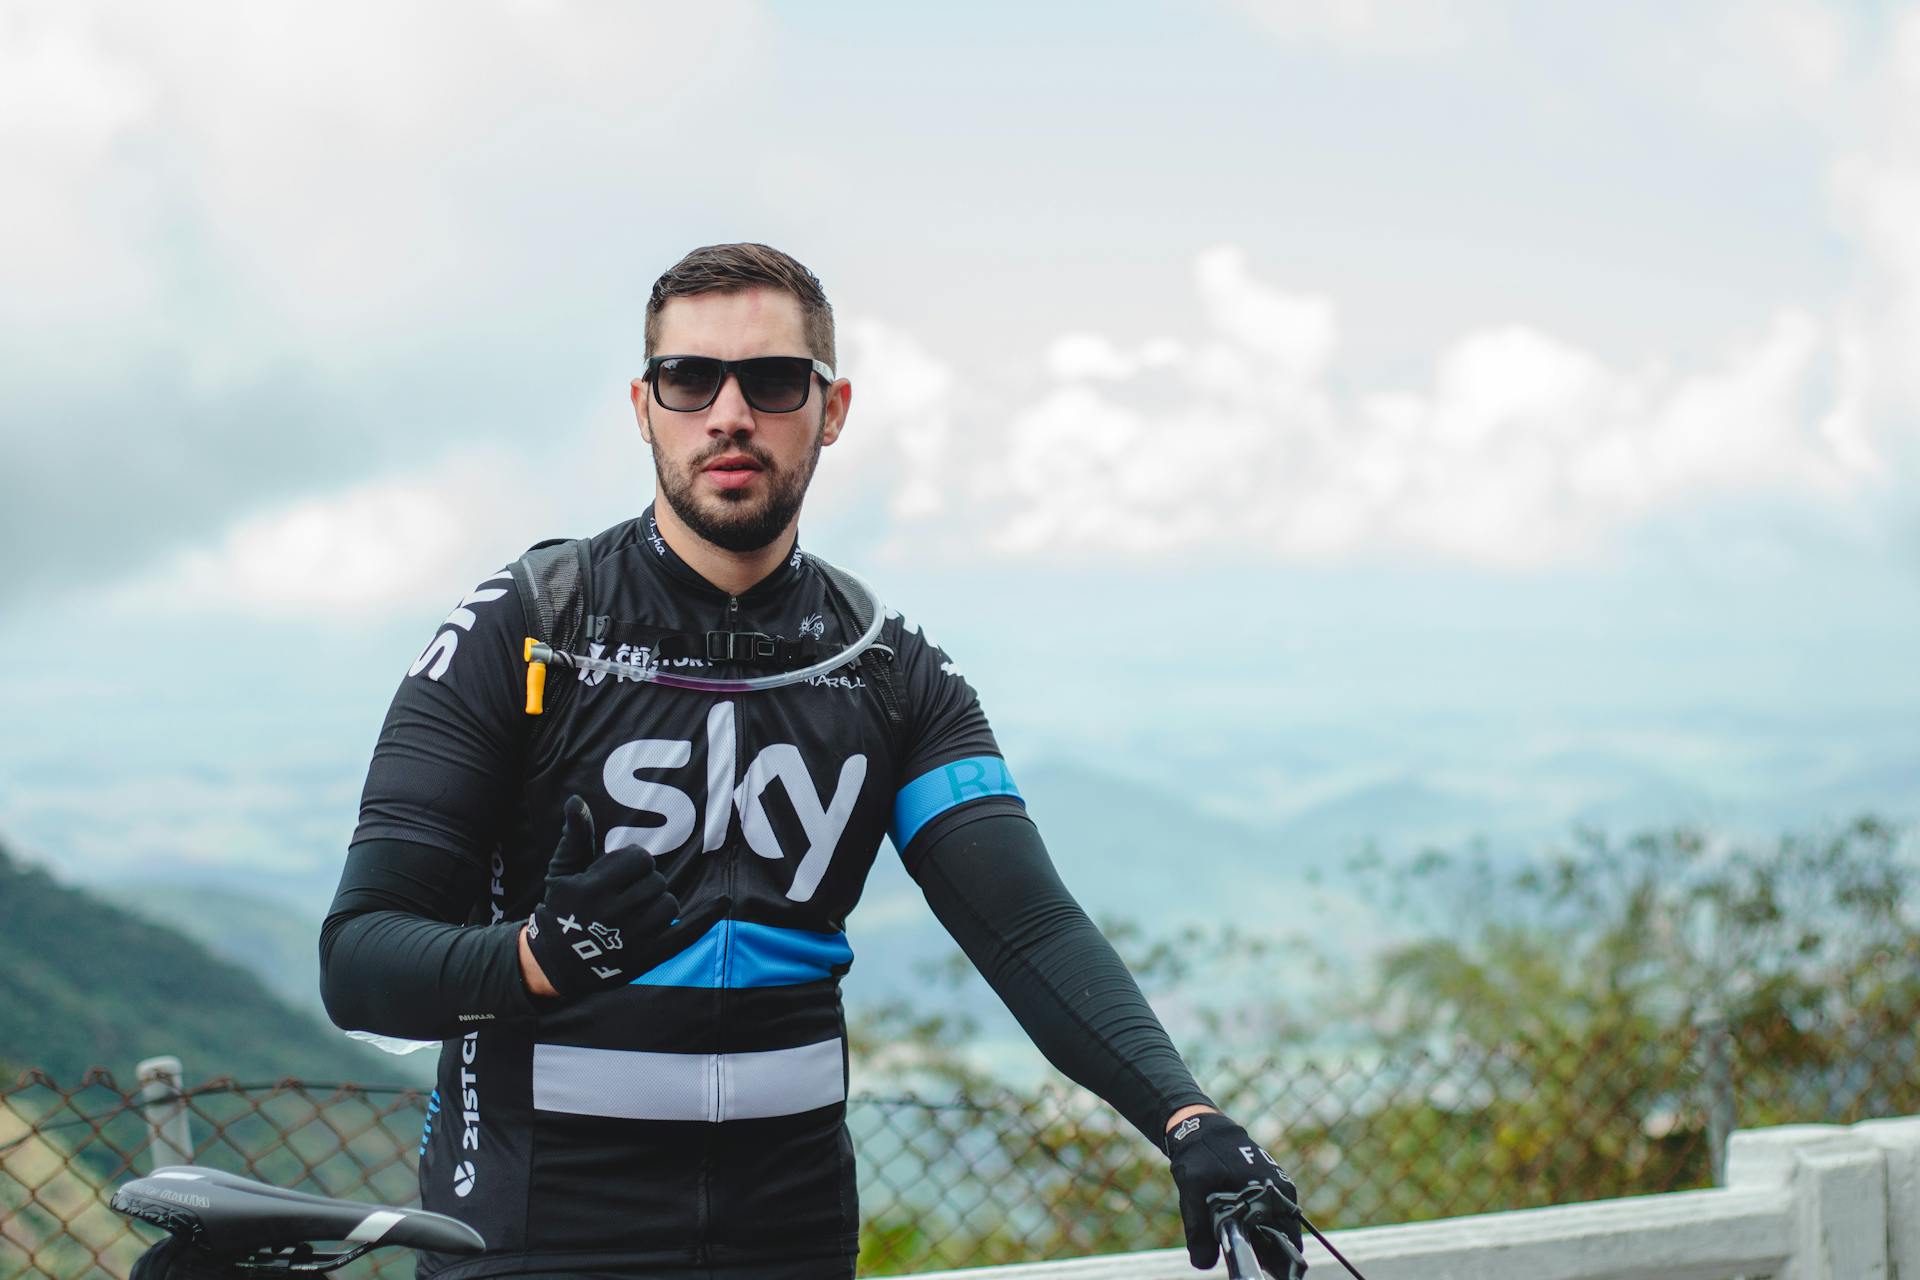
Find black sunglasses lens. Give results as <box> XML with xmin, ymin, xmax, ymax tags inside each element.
<box><xmin>654</xmin><ymin>357</ymin><xmax>723</xmax><ymax>410</ymax></box>
<box><xmin>736</xmin><ymin>357</ymin><xmax>813</xmax><ymax>413</ymax></box>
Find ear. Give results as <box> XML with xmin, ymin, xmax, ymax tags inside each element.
<box><xmin>630</xmin><ymin>378</ymin><xmax>653</xmax><ymax>444</ymax></box>
<box><xmin>819</xmin><ymin>378</ymin><xmax>852</xmax><ymax>448</ymax></box>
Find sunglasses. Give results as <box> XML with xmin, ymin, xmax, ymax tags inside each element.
<box><xmin>643</xmin><ymin>355</ymin><xmax>836</xmax><ymax>414</ymax></box>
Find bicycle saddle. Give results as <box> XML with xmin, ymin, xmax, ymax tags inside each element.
<box><xmin>113</xmin><ymin>1166</ymin><xmax>485</xmax><ymax>1256</ymax></box>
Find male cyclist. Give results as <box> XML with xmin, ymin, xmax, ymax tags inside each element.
<box><xmin>320</xmin><ymin>243</ymin><xmax>1303</xmax><ymax>1278</ymax></box>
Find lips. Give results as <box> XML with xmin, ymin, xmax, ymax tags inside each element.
<box><xmin>702</xmin><ymin>453</ymin><xmax>764</xmax><ymax>491</ymax></box>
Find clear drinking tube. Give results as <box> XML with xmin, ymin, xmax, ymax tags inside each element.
<box><xmin>528</xmin><ymin>565</ymin><xmax>889</xmax><ymax>695</ymax></box>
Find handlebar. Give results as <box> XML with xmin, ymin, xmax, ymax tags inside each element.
<box><xmin>1220</xmin><ymin>1218</ymin><xmax>1268</xmax><ymax>1278</ymax></box>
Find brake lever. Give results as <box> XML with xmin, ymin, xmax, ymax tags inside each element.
<box><xmin>1210</xmin><ymin>1185</ymin><xmax>1308</xmax><ymax>1279</ymax></box>
<box><xmin>1210</xmin><ymin>1180</ymin><xmax>1378</xmax><ymax>1280</ymax></box>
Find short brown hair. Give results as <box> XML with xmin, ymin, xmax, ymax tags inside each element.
<box><xmin>645</xmin><ymin>243</ymin><xmax>836</xmax><ymax>370</ymax></box>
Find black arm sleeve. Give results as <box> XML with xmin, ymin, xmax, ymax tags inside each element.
<box><xmin>318</xmin><ymin>837</ymin><xmax>538</xmax><ymax>1038</ymax></box>
<box><xmin>906</xmin><ymin>809</ymin><xmax>1213</xmax><ymax>1146</ymax></box>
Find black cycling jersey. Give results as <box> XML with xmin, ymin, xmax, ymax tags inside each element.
<box><xmin>325</xmin><ymin>507</ymin><xmax>1210</xmax><ymax>1278</ymax></box>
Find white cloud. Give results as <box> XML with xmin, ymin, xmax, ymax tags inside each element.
<box><xmin>873</xmin><ymin>244</ymin><xmax>1897</xmax><ymax>569</ymax></box>
<box><xmin>28</xmin><ymin>0</ymin><xmax>1920</xmax><ymax>598</ymax></box>
<box><xmin>1196</xmin><ymin>245</ymin><xmax>1337</xmax><ymax>385</ymax></box>
<box><xmin>1</xmin><ymin>0</ymin><xmax>778</xmax><ymax>608</ymax></box>
<box><xmin>0</xmin><ymin>0</ymin><xmax>765</xmax><ymax>368</ymax></box>
<box><xmin>1732</xmin><ymin>0</ymin><xmax>1852</xmax><ymax>92</ymax></box>
<box><xmin>1644</xmin><ymin>0</ymin><xmax>1863</xmax><ymax>121</ymax></box>
<box><xmin>1826</xmin><ymin>8</ymin><xmax>1920</xmax><ymax>430</ymax></box>
<box><xmin>1048</xmin><ymin>334</ymin><xmax>1136</xmax><ymax>381</ymax></box>
<box><xmin>834</xmin><ymin>6</ymin><xmax>1920</xmax><ymax>571</ymax></box>
<box><xmin>844</xmin><ymin>320</ymin><xmax>957</xmax><ymax>521</ymax></box>
<box><xmin>1226</xmin><ymin>0</ymin><xmax>1481</xmax><ymax>55</ymax></box>
<box><xmin>109</xmin><ymin>447</ymin><xmax>542</xmax><ymax>619</ymax></box>
<box><xmin>801</xmin><ymin>318</ymin><xmax>962</xmax><ymax>532</ymax></box>
<box><xmin>111</xmin><ymin>204</ymin><xmax>1915</xmax><ymax>600</ymax></box>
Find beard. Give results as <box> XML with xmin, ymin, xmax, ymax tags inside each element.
<box><xmin>653</xmin><ymin>425</ymin><xmax>825</xmax><ymax>554</ymax></box>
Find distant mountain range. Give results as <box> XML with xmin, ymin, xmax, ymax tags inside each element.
<box><xmin>99</xmin><ymin>883</ymin><xmax>332</xmax><ymax>1019</ymax></box>
<box><xmin>0</xmin><ymin>839</ymin><xmax>384</xmax><ymax>1085</ymax></box>
<box><xmin>36</xmin><ymin>738</ymin><xmax>1912</xmax><ymax>1086</ymax></box>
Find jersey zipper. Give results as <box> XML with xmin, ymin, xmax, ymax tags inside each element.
<box><xmin>713</xmin><ymin>635</ymin><xmax>743</xmax><ymax>1124</ymax></box>
<box><xmin>695</xmin><ymin>593</ymin><xmax>745</xmax><ymax>1263</ymax></box>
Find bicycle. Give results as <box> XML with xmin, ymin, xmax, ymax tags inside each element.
<box><xmin>112</xmin><ymin>1164</ymin><xmax>483</xmax><ymax>1275</ymax></box>
<box><xmin>113</xmin><ymin>1165</ymin><xmax>1363</xmax><ymax>1279</ymax></box>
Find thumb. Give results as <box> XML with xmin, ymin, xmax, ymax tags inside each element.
<box><xmin>1185</xmin><ymin>1210</ymin><xmax>1219</xmax><ymax>1271</ymax></box>
<box><xmin>546</xmin><ymin>795</ymin><xmax>597</xmax><ymax>879</ymax></box>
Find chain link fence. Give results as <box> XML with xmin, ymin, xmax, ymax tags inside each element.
<box><xmin>6</xmin><ymin>1011</ymin><xmax>1917</xmax><ymax>1279</ymax></box>
<box><xmin>1</xmin><ymin>1066</ymin><xmax>425</xmax><ymax>1280</ymax></box>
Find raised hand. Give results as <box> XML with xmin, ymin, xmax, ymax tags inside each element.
<box><xmin>522</xmin><ymin>795</ymin><xmax>729</xmax><ymax>1000</ymax></box>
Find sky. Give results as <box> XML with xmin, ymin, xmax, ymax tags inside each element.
<box><xmin>2</xmin><ymin>0</ymin><xmax>1917</xmax><ymax>912</ymax></box>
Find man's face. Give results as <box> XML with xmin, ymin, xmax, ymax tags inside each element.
<box><xmin>631</xmin><ymin>287</ymin><xmax>849</xmax><ymax>554</ymax></box>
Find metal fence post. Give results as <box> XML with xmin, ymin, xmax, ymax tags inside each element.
<box><xmin>137</xmin><ymin>1055</ymin><xmax>193</xmax><ymax>1170</ymax></box>
<box><xmin>1696</xmin><ymin>1008</ymin><xmax>1734</xmax><ymax>1186</ymax></box>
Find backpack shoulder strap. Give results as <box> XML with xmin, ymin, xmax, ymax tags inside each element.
<box><xmin>811</xmin><ymin>552</ymin><xmax>906</xmax><ymax>734</ymax></box>
<box><xmin>508</xmin><ymin>537</ymin><xmax>594</xmax><ymax>730</ymax></box>
<box><xmin>862</xmin><ymin>641</ymin><xmax>905</xmax><ymax>730</ymax></box>
<box><xmin>509</xmin><ymin>537</ymin><xmax>594</xmax><ymax>655</ymax></box>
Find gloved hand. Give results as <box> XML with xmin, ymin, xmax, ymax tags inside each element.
<box><xmin>131</xmin><ymin>1236</ymin><xmax>242</xmax><ymax>1280</ymax></box>
<box><xmin>524</xmin><ymin>795</ymin><xmax>729</xmax><ymax>1000</ymax></box>
<box><xmin>1167</xmin><ymin>1111</ymin><xmax>1306</xmax><ymax>1276</ymax></box>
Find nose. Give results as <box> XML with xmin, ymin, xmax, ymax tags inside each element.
<box><xmin>706</xmin><ymin>372</ymin><xmax>756</xmax><ymax>437</ymax></box>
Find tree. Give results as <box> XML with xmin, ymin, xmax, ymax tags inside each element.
<box><xmin>847</xmin><ymin>816</ymin><xmax>1919</xmax><ymax>1265</ymax></box>
<box><xmin>1307</xmin><ymin>817</ymin><xmax>1920</xmax><ymax>1213</ymax></box>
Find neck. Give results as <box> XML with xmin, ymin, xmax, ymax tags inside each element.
<box><xmin>651</xmin><ymin>499</ymin><xmax>796</xmax><ymax>597</ymax></box>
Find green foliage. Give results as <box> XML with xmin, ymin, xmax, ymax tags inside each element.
<box><xmin>1354</xmin><ymin>817</ymin><xmax>1920</xmax><ymax>1054</ymax></box>
<box><xmin>851</xmin><ymin>1090</ymin><xmax>1182</xmax><ymax>1276</ymax></box>
<box><xmin>0</xmin><ymin>837</ymin><xmax>383</xmax><ymax>1085</ymax></box>
<box><xmin>849</xmin><ymin>815</ymin><xmax>1919</xmax><ymax>1260</ymax></box>
<box><xmin>102</xmin><ymin>882</ymin><xmax>334</xmax><ymax>1018</ymax></box>
<box><xmin>10</xmin><ymin>816</ymin><xmax>1912</xmax><ymax>1275</ymax></box>
<box><xmin>1284</xmin><ymin>816</ymin><xmax>1920</xmax><ymax>1223</ymax></box>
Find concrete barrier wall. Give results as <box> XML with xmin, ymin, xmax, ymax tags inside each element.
<box><xmin>917</xmin><ymin>1116</ymin><xmax>1920</xmax><ymax>1280</ymax></box>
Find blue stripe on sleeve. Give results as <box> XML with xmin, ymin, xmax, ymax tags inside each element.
<box><xmin>891</xmin><ymin>755</ymin><xmax>1023</xmax><ymax>852</ymax></box>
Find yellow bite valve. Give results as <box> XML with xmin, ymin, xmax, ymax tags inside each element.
<box><xmin>523</xmin><ymin>636</ymin><xmax>547</xmax><ymax>715</ymax></box>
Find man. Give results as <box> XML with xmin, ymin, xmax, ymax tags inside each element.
<box><xmin>321</xmin><ymin>243</ymin><xmax>1302</xmax><ymax>1279</ymax></box>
